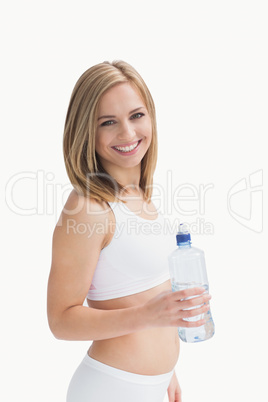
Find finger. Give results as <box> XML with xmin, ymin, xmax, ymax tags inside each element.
<box><xmin>175</xmin><ymin>391</ymin><xmax>182</xmax><ymax>402</ymax></box>
<box><xmin>172</xmin><ymin>287</ymin><xmax>207</xmax><ymax>301</ymax></box>
<box><xmin>179</xmin><ymin>293</ymin><xmax>211</xmax><ymax>310</ymax></box>
<box><xmin>179</xmin><ymin>317</ymin><xmax>206</xmax><ymax>328</ymax></box>
<box><xmin>180</xmin><ymin>303</ymin><xmax>210</xmax><ymax>319</ymax></box>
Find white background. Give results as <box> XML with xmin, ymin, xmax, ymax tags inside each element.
<box><xmin>1</xmin><ymin>1</ymin><xmax>267</xmax><ymax>401</ymax></box>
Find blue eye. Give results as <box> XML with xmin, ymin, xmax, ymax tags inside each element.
<box><xmin>131</xmin><ymin>112</ymin><xmax>144</xmax><ymax>119</ymax></box>
<box><xmin>101</xmin><ymin>120</ymin><xmax>115</xmax><ymax>127</ymax></box>
<box><xmin>100</xmin><ymin>113</ymin><xmax>144</xmax><ymax>127</ymax></box>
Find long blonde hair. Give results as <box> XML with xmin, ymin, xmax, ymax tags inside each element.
<box><xmin>63</xmin><ymin>60</ymin><xmax>158</xmax><ymax>202</ymax></box>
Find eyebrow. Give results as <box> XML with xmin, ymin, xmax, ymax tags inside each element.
<box><xmin>97</xmin><ymin>106</ymin><xmax>145</xmax><ymax>121</ymax></box>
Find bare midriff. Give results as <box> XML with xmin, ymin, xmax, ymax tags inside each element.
<box><xmin>87</xmin><ymin>279</ymin><xmax>180</xmax><ymax>375</ymax></box>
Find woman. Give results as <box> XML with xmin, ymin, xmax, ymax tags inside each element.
<box><xmin>47</xmin><ymin>60</ymin><xmax>211</xmax><ymax>402</ymax></box>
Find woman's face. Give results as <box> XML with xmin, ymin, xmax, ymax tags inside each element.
<box><xmin>95</xmin><ymin>82</ymin><xmax>152</xmax><ymax>174</ymax></box>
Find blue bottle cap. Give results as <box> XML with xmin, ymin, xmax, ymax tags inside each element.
<box><xmin>176</xmin><ymin>223</ymin><xmax>191</xmax><ymax>245</ymax></box>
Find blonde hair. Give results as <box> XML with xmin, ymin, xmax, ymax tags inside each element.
<box><xmin>63</xmin><ymin>60</ymin><xmax>158</xmax><ymax>202</ymax></box>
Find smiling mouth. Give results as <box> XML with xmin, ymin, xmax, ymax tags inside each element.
<box><xmin>112</xmin><ymin>139</ymin><xmax>142</xmax><ymax>153</ymax></box>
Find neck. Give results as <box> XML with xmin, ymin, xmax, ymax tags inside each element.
<box><xmin>100</xmin><ymin>161</ymin><xmax>141</xmax><ymax>193</ymax></box>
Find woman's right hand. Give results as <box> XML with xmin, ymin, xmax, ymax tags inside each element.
<box><xmin>143</xmin><ymin>287</ymin><xmax>211</xmax><ymax>329</ymax></box>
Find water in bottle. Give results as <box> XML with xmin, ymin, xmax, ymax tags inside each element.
<box><xmin>168</xmin><ymin>224</ymin><xmax>215</xmax><ymax>343</ymax></box>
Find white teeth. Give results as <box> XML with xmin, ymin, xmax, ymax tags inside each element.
<box><xmin>114</xmin><ymin>141</ymin><xmax>139</xmax><ymax>153</ymax></box>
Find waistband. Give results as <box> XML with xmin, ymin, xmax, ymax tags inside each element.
<box><xmin>83</xmin><ymin>354</ymin><xmax>174</xmax><ymax>385</ymax></box>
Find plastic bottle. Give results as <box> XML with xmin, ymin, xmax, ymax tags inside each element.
<box><xmin>168</xmin><ymin>224</ymin><xmax>215</xmax><ymax>343</ymax></box>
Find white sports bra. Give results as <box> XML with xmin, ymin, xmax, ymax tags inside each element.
<box><xmin>87</xmin><ymin>201</ymin><xmax>174</xmax><ymax>301</ymax></box>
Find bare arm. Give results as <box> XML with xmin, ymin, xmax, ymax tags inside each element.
<box><xmin>47</xmin><ymin>191</ymin><xmax>211</xmax><ymax>341</ymax></box>
<box><xmin>47</xmin><ymin>191</ymin><xmax>148</xmax><ymax>341</ymax></box>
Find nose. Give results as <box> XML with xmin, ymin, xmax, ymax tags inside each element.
<box><xmin>117</xmin><ymin>120</ymin><xmax>136</xmax><ymax>141</ymax></box>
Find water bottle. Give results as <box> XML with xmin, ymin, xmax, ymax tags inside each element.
<box><xmin>168</xmin><ymin>224</ymin><xmax>215</xmax><ymax>343</ymax></box>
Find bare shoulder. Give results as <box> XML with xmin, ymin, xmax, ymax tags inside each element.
<box><xmin>48</xmin><ymin>190</ymin><xmax>115</xmax><ymax>317</ymax></box>
<box><xmin>64</xmin><ymin>188</ymin><xmax>110</xmax><ymax>216</ymax></box>
<box><xmin>53</xmin><ymin>189</ymin><xmax>114</xmax><ymax>248</ymax></box>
